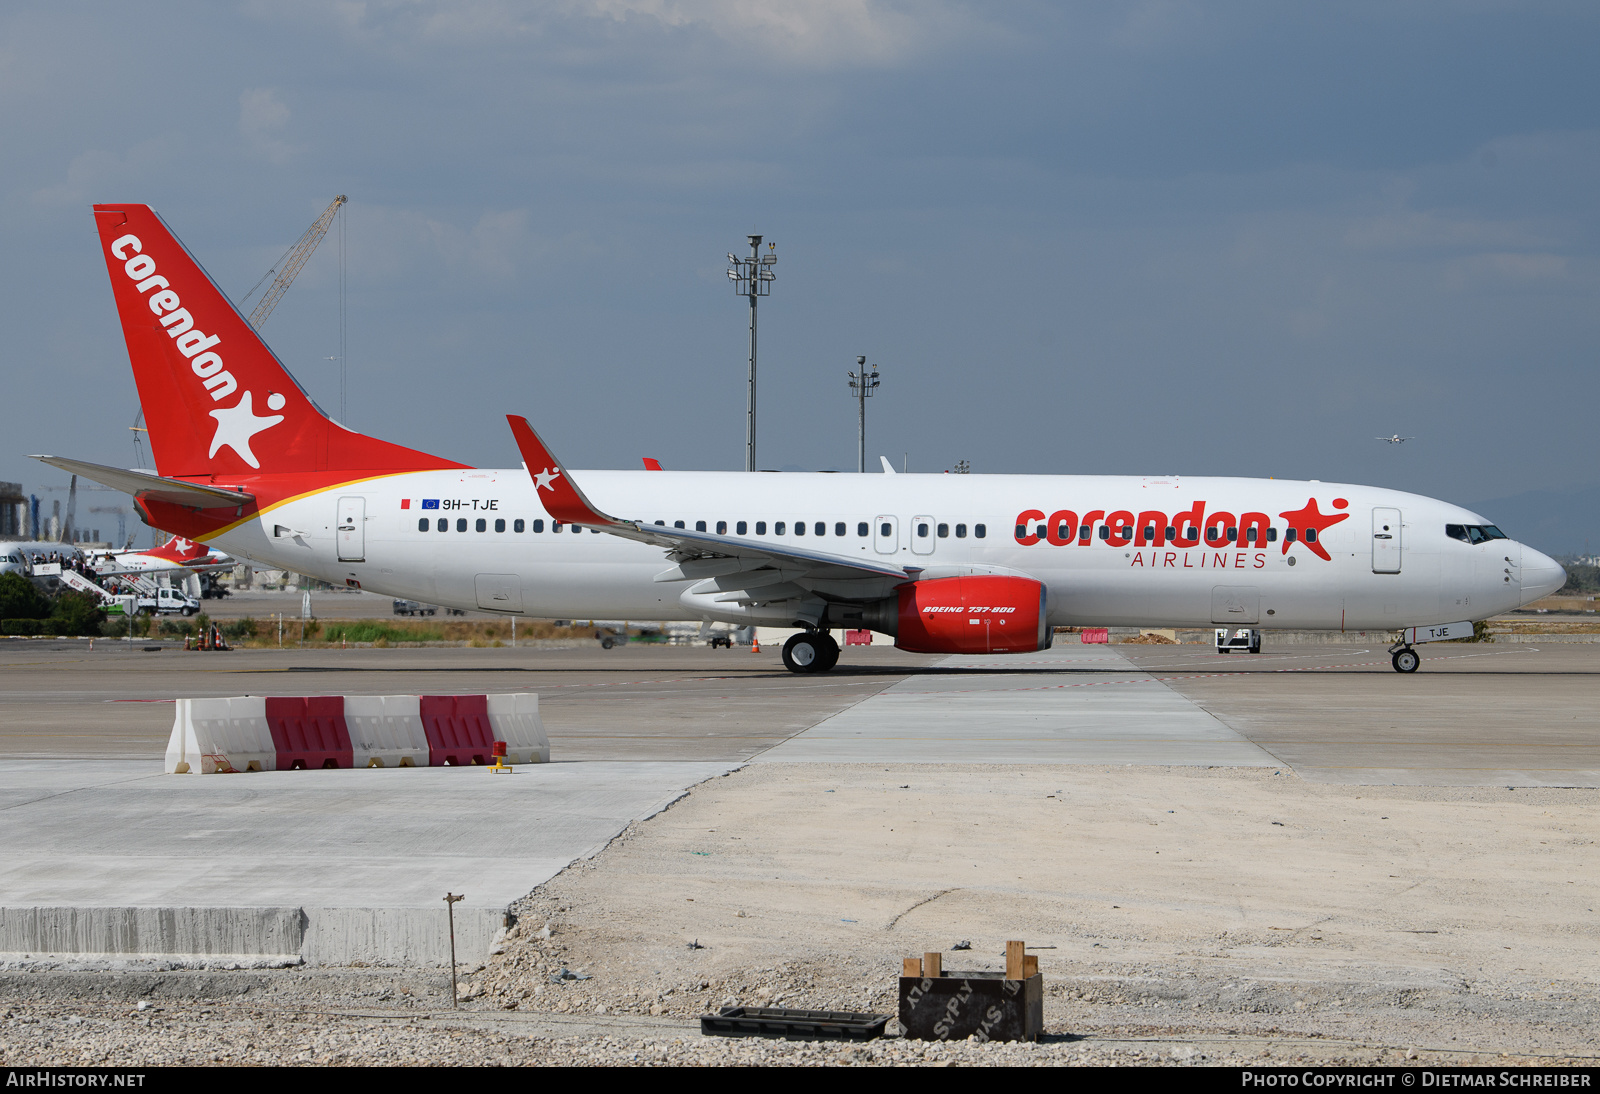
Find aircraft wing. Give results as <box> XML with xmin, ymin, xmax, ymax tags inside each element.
<box><xmin>29</xmin><ymin>456</ymin><xmax>254</xmax><ymax>509</ymax></box>
<box><xmin>506</xmin><ymin>416</ymin><xmax>915</xmax><ymax>596</ymax></box>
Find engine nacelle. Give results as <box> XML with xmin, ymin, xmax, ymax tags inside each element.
<box><xmin>855</xmin><ymin>575</ymin><xmax>1051</xmax><ymax>655</ymax></box>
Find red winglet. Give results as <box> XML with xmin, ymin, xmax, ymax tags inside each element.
<box><xmin>506</xmin><ymin>415</ymin><xmax>619</xmax><ymax>528</ymax></box>
<box><xmin>642</xmin><ymin>457</ymin><xmax>662</xmax><ymax>471</ymax></box>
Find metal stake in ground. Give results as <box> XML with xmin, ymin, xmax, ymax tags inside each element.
<box><xmin>444</xmin><ymin>892</ymin><xmax>464</xmax><ymax>1007</ymax></box>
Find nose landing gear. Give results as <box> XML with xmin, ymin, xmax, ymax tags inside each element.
<box><xmin>1389</xmin><ymin>645</ymin><xmax>1420</xmax><ymax>673</ymax></box>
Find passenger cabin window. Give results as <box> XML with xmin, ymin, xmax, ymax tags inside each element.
<box><xmin>917</xmin><ymin>523</ymin><xmax>929</xmax><ymax>538</ymax></box>
<box><xmin>495</xmin><ymin>519</ymin><xmax>506</xmax><ymax>532</ymax></box>
<box><xmin>794</xmin><ymin>522</ymin><xmax>804</xmax><ymax>536</ymax></box>
<box><xmin>674</xmin><ymin>520</ymin><xmax>685</xmax><ymax>529</ymax></box>
<box><xmin>457</xmin><ymin>518</ymin><xmax>468</xmax><ymax>532</ymax></box>
<box><xmin>937</xmin><ymin>523</ymin><xmax>949</xmax><ymax>538</ymax></box>
<box><xmin>552</xmin><ymin>521</ymin><xmax>563</xmax><ymax>532</ymax></box>
<box><xmin>532</xmin><ymin>519</ymin><xmax>543</xmax><ymax>532</ymax></box>
<box><xmin>775</xmin><ymin>522</ymin><xmax>786</xmax><ymax>535</ymax></box>
<box><xmin>737</xmin><ymin>521</ymin><xmax>748</xmax><ymax>535</ymax></box>
<box><xmin>717</xmin><ymin>521</ymin><xmax>727</xmax><ymax>534</ymax></box>
<box><xmin>1304</xmin><ymin>528</ymin><xmax>1316</xmax><ymax>542</ymax></box>
<box><xmin>835</xmin><ymin>523</ymin><xmax>846</xmax><ymax>536</ymax></box>
<box><xmin>857</xmin><ymin>522</ymin><xmax>869</xmax><ymax>536</ymax></box>
<box><xmin>1227</xmin><ymin>527</ymin><xmax>1237</xmax><ymax>542</ymax></box>
<box><xmin>1098</xmin><ymin>526</ymin><xmax>1109</xmax><ymax>540</ymax></box>
<box><xmin>515</xmin><ymin>519</ymin><xmax>526</xmax><ymax>532</ymax></box>
<box><xmin>756</xmin><ymin>522</ymin><xmax>767</xmax><ymax>535</ymax></box>
<box><xmin>696</xmin><ymin>521</ymin><xmax>706</xmax><ymax>532</ymax></box>
<box><xmin>1285</xmin><ymin>528</ymin><xmax>1297</xmax><ymax>543</ymax></box>
<box><xmin>880</xmin><ymin>522</ymin><xmax>891</xmax><ymax>537</ymax></box>
<box><xmin>476</xmin><ymin>518</ymin><xmax>487</xmax><ymax>532</ymax></box>
<box><xmin>816</xmin><ymin>522</ymin><xmax>826</xmax><ymax>536</ymax></box>
<box><xmin>418</xmin><ymin>518</ymin><xmax>428</xmax><ymax>532</ymax></box>
<box><xmin>437</xmin><ymin>519</ymin><xmax>447</xmax><ymax>532</ymax></box>
<box><xmin>1267</xmin><ymin>528</ymin><xmax>1277</xmax><ymax>542</ymax></box>
<box><xmin>1057</xmin><ymin>523</ymin><xmax>1072</xmax><ymax>540</ymax></box>
<box><xmin>955</xmin><ymin>524</ymin><xmax>967</xmax><ymax>538</ymax></box>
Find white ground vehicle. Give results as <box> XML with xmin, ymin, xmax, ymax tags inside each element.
<box><xmin>136</xmin><ymin>586</ymin><xmax>200</xmax><ymax>616</ymax></box>
<box><xmin>1215</xmin><ymin>627</ymin><xmax>1261</xmax><ymax>654</ymax></box>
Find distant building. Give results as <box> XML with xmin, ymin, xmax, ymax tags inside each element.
<box><xmin>0</xmin><ymin>483</ymin><xmax>23</xmax><ymax>540</ymax></box>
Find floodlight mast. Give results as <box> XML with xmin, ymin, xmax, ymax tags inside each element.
<box><xmin>727</xmin><ymin>235</ymin><xmax>775</xmax><ymax>471</ymax></box>
<box><xmin>847</xmin><ymin>355</ymin><xmax>880</xmax><ymax>473</ymax></box>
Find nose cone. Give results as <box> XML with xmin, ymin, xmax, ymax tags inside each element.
<box><xmin>1520</xmin><ymin>547</ymin><xmax>1567</xmax><ymax>606</ymax></box>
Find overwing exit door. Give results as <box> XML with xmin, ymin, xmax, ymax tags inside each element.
<box><xmin>1372</xmin><ymin>507</ymin><xmax>1401</xmax><ymax>574</ymax></box>
<box><xmin>873</xmin><ymin>515</ymin><xmax>898</xmax><ymax>555</ymax></box>
<box><xmin>337</xmin><ymin>496</ymin><xmax>365</xmax><ymax>562</ymax></box>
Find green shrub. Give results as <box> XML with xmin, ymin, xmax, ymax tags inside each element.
<box><xmin>157</xmin><ymin>618</ymin><xmax>196</xmax><ymax>637</ymax></box>
<box><xmin>0</xmin><ymin>573</ymin><xmax>48</xmax><ymax>621</ymax></box>
<box><xmin>48</xmin><ymin>591</ymin><xmax>106</xmax><ymax>637</ymax></box>
<box><xmin>99</xmin><ymin>613</ymin><xmax>151</xmax><ymax>638</ymax></box>
<box><xmin>221</xmin><ymin>617</ymin><xmax>259</xmax><ymax>640</ymax></box>
<box><xmin>322</xmin><ymin>621</ymin><xmax>442</xmax><ymax>644</ymax></box>
<box><xmin>2</xmin><ymin>619</ymin><xmax>42</xmax><ymax>635</ymax></box>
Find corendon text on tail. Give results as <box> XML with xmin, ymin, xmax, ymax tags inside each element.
<box><xmin>32</xmin><ymin>203</ymin><xmax>1566</xmax><ymax>675</ymax></box>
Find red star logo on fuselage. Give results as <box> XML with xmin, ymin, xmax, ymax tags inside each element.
<box><xmin>1279</xmin><ymin>497</ymin><xmax>1349</xmax><ymax>561</ymax></box>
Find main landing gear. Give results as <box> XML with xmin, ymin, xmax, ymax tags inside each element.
<box><xmin>782</xmin><ymin>630</ymin><xmax>840</xmax><ymax>674</ymax></box>
<box><xmin>1390</xmin><ymin>645</ymin><xmax>1420</xmax><ymax>673</ymax></box>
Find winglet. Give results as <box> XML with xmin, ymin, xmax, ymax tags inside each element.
<box><xmin>642</xmin><ymin>457</ymin><xmax>662</xmax><ymax>471</ymax></box>
<box><xmin>880</xmin><ymin>455</ymin><xmax>896</xmax><ymax>474</ymax></box>
<box><xmin>505</xmin><ymin>416</ymin><xmax>622</xmax><ymax>528</ymax></box>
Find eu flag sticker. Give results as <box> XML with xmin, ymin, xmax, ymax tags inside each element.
<box><xmin>421</xmin><ymin>499</ymin><xmax>440</xmax><ymax>510</ymax></box>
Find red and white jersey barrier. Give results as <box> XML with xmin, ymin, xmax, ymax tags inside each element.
<box><xmin>165</xmin><ymin>693</ymin><xmax>550</xmax><ymax>774</ymax></box>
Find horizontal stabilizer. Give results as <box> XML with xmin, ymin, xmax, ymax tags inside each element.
<box><xmin>29</xmin><ymin>455</ymin><xmax>254</xmax><ymax>509</ymax></box>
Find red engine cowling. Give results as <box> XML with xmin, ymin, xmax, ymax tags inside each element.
<box><xmin>889</xmin><ymin>575</ymin><xmax>1051</xmax><ymax>655</ymax></box>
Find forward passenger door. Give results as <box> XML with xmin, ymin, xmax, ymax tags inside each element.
<box><xmin>1372</xmin><ymin>508</ymin><xmax>1401</xmax><ymax>574</ymax></box>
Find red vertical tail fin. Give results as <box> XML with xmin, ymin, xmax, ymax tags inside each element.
<box><xmin>92</xmin><ymin>205</ymin><xmax>465</xmax><ymax>478</ymax></box>
<box><xmin>146</xmin><ymin>535</ymin><xmax>207</xmax><ymax>563</ymax></box>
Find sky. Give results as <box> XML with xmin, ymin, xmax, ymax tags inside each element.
<box><xmin>3</xmin><ymin>1</ymin><xmax>1598</xmax><ymax>550</ymax></box>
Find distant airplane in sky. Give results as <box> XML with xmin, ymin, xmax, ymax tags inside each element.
<box><xmin>1377</xmin><ymin>435</ymin><xmax>1414</xmax><ymax>445</ymax></box>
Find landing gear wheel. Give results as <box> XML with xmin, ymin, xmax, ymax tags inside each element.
<box><xmin>1392</xmin><ymin>648</ymin><xmax>1420</xmax><ymax>673</ymax></box>
<box><xmin>813</xmin><ymin>633</ymin><xmax>840</xmax><ymax>672</ymax></box>
<box><xmin>782</xmin><ymin>632</ymin><xmax>836</xmax><ymax>674</ymax></box>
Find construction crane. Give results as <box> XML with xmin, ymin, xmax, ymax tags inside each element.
<box><xmin>239</xmin><ymin>195</ymin><xmax>346</xmax><ymax>330</ymax></box>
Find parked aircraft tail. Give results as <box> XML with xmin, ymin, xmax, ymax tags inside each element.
<box><xmin>91</xmin><ymin>204</ymin><xmax>464</xmax><ymax>479</ymax></box>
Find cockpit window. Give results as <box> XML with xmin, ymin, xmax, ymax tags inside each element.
<box><xmin>1447</xmin><ymin>523</ymin><xmax>1509</xmax><ymax>544</ymax></box>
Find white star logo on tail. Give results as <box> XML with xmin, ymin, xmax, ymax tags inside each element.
<box><xmin>208</xmin><ymin>391</ymin><xmax>284</xmax><ymax>469</ymax></box>
<box><xmin>533</xmin><ymin>467</ymin><xmax>561</xmax><ymax>491</ymax></box>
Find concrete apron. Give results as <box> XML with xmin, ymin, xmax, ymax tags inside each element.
<box><xmin>0</xmin><ymin>759</ymin><xmax>735</xmax><ymax>966</ymax></box>
<box><xmin>756</xmin><ymin>644</ymin><xmax>1285</xmax><ymax>766</ymax></box>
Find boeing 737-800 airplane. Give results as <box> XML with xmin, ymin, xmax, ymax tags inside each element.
<box><xmin>33</xmin><ymin>204</ymin><xmax>1566</xmax><ymax>674</ymax></box>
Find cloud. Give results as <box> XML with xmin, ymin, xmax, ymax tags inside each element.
<box><xmin>1341</xmin><ymin>210</ymin><xmax>1555</xmax><ymax>254</ymax></box>
<box><xmin>244</xmin><ymin>0</ymin><xmax>978</xmax><ymax>67</ymax></box>
<box><xmin>30</xmin><ymin>138</ymin><xmax>178</xmax><ymax>208</ymax></box>
<box><xmin>239</xmin><ymin>87</ymin><xmax>299</xmax><ymax>164</ymax></box>
<box><xmin>345</xmin><ymin>204</ymin><xmax>543</xmax><ymax>285</ymax></box>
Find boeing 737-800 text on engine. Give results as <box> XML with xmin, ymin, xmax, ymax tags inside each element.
<box><xmin>33</xmin><ymin>204</ymin><xmax>1566</xmax><ymax>673</ymax></box>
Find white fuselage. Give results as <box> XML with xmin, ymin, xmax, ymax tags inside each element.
<box><xmin>206</xmin><ymin>470</ymin><xmax>1563</xmax><ymax>631</ymax></box>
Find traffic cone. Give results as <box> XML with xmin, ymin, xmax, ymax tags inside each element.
<box><xmin>751</xmin><ymin>635</ymin><xmax>760</xmax><ymax>653</ymax></box>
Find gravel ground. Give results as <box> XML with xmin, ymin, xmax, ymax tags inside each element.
<box><xmin>3</xmin><ymin>764</ymin><xmax>1597</xmax><ymax>1067</ymax></box>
